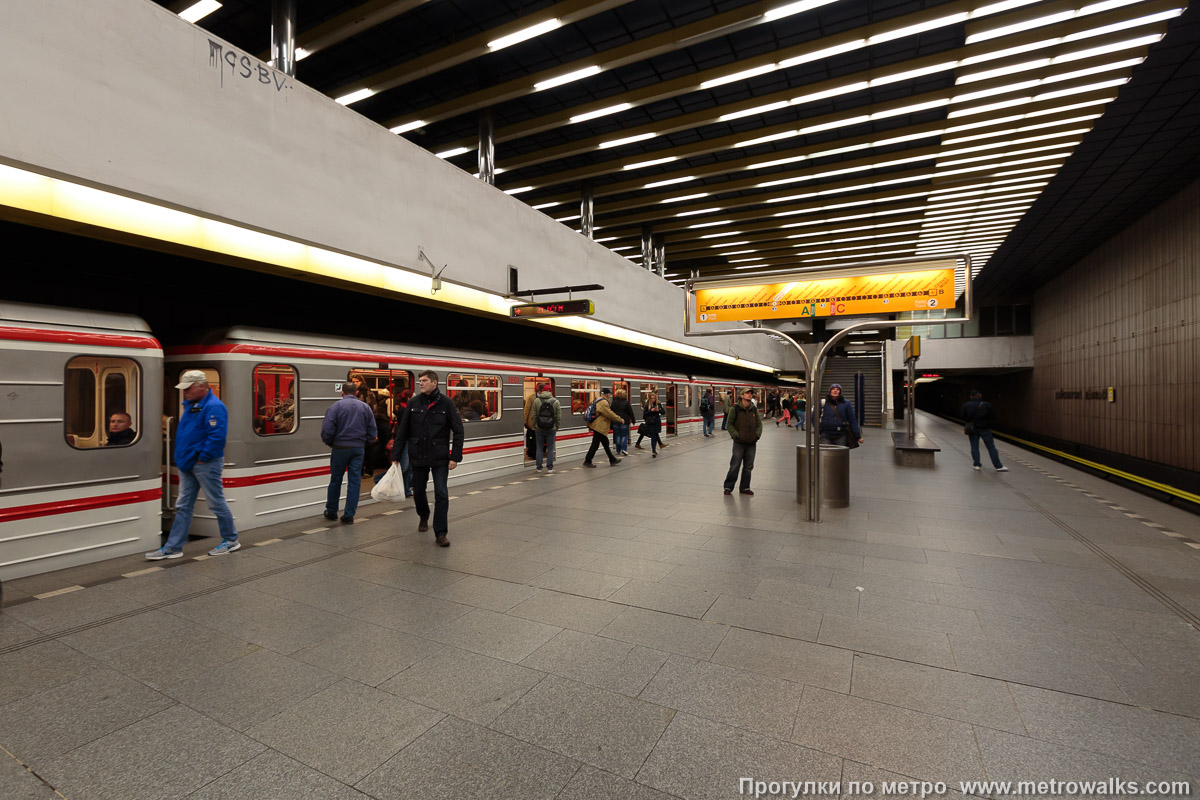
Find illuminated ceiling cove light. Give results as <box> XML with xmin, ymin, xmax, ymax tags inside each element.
<box><xmin>436</xmin><ymin>146</ymin><xmax>471</xmax><ymax>159</ymax></box>
<box><xmin>701</xmin><ymin>64</ymin><xmax>778</xmax><ymax>90</ymax></box>
<box><xmin>661</xmin><ymin>193</ymin><xmax>709</xmax><ymax>204</ymax></box>
<box><xmin>677</xmin><ymin>207</ymin><xmax>722</xmax><ymax>217</ymax></box>
<box><xmin>535</xmin><ymin>65</ymin><xmax>601</xmax><ymax>91</ymax></box>
<box><xmin>487</xmin><ymin>18</ymin><xmax>562</xmax><ymax>51</ymax></box>
<box><xmin>178</xmin><ymin>0</ymin><xmax>221</xmax><ymax>23</ymax></box>
<box><xmin>390</xmin><ymin>120</ymin><xmax>426</xmax><ymax>134</ymax></box>
<box><xmin>645</xmin><ymin>175</ymin><xmax>695</xmax><ymax>189</ymax></box>
<box><xmin>599</xmin><ymin>132</ymin><xmax>656</xmax><ymax>149</ymax></box>
<box><xmin>690</xmin><ymin>219</ymin><xmax>735</xmax><ymax>229</ymax></box>
<box><xmin>335</xmin><ymin>88</ymin><xmax>375</xmax><ymax>106</ymax></box>
<box><xmin>625</xmin><ymin>156</ymin><xmax>677</xmax><ymax>170</ymax></box>
<box><xmin>533</xmin><ymin>201</ymin><xmax>559</xmax><ymax>210</ymax></box>
<box><xmin>294</xmin><ymin>47</ymin><xmax>311</xmax><ymax>61</ymax></box>
<box><xmin>504</xmin><ymin>186</ymin><xmax>534</xmax><ymax>195</ymax></box>
<box><xmin>764</xmin><ymin>0</ymin><xmax>838</xmax><ymax>22</ymax></box>
<box><xmin>570</xmin><ymin>103</ymin><xmax>633</xmax><ymax>123</ymax></box>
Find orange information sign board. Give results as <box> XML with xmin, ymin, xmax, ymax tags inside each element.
<box><xmin>694</xmin><ymin>267</ymin><xmax>956</xmax><ymax>323</ymax></box>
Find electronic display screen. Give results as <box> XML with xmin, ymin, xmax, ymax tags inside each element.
<box><xmin>510</xmin><ymin>300</ymin><xmax>595</xmax><ymax>318</ymax></box>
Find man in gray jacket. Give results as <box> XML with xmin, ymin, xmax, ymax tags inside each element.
<box><xmin>529</xmin><ymin>384</ymin><xmax>561</xmax><ymax>474</ymax></box>
<box><xmin>321</xmin><ymin>383</ymin><xmax>378</xmax><ymax>523</ymax></box>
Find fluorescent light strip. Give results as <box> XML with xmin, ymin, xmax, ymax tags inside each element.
<box><xmin>720</xmin><ymin>249</ymin><xmax>759</xmax><ymax>255</ymax></box>
<box><xmin>966</xmin><ymin>0</ymin><xmax>1144</xmax><ymax>44</ymax></box>
<box><xmin>699</xmin><ymin>230</ymin><xmax>745</xmax><ymax>239</ymax></box>
<box><xmin>436</xmin><ymin>146</ymin><xmax>471</xmax><ymax>159</ymax></box>
<box><xmin>662</xmin><ymin>193</ymin><xmax>710</xmax><ymax>204</ymax></box>
<box><xmin>927</xmin><ymin>189</ymin><xmax>1044</xmax><ymax>209</ymax></box>
<box><xmin>927</xmin><ymin>197</ymin><xmax>1036</xmax><ymax>215</ymax></box>
<box><xmin>780</xmin><ymin>205</ymin><xmax>928</xmax><ymax>229</ymax></box>
<box><xmin>610</xmin><ymin>245</ymin><xmax>635</xmax><ymax>251</ymax></box>
<box><xmin>487</xmin><ymin>18</ymin><xmax>562</xmax><ymax>51</ymax></box>
<box><xmin>677</xmin><ymin>207</ymin><xmax>722</xmax><ymax>217</ymax></box>
<box><xmin>555</xmin><ymin>214</ymin><xmax>581</xmax><ymax>222</ymax></box>
<box><xmin>335</xmin><ymin>88</ymin><xmax>375</xmax><ymax>106</ymax></box>
<box><xmin>701</xmin><ymin>64</ymin><xmax>779</xmax><ymax>89</ymax></box>
<box><xmin>800</xmin><ymin>248</ymin><xmax>917</xmax><ymax>263</ymax></box>
<box><xmin>688</xmin><ymin>219</ymin><xmax>734</xmax><ymax>229</ymax></box>
<box><xmin>570</xmin><ymin>102</ymin><xmax>633</xmax><ymax>123</ymax></box>
<box><xmin>645</xmin><ymin>176</ymin><xmax>696</xmax><ymax>189</ymax></box>
<box><xmin>599</xmin><ymin>132</ymin><xmax>656</xmax><ymax>149</ymax></box>
<box><xmin>178</xmin><ymin>0</ymin><xmax>221</xmax><ymax>23</ymax></box>
<box><xmin>390</xmin><ymin>120</ymin><xmax>426</xmax><ymax>134</ymax></box>
<box><xmin>711</xmin><ymin>241</ymin><xmax>751</xmax><ymax>247</ymax></box>
<box><xmin>765</xmin><ymin>0</ymin><xmax>840</xmax><ymax>22</ymax></box>
<box><xmin>595</xmin><ymin>236</ymin><xmax>618</xmax><ymax>242</ymax></box>
<box><xmin>504</xmin><ymin>186</ymin><xmax>534</xmax><ymax>195</ymax></box>
<box><xmin>532</xmin><ymin>201</ymin><xmax>559</xmax><ymax>210</ymax></box>
<box><xmin>535</xmin><ymin>65</ymin><xmax>601</xmax><ymax>91</ymax></box>
<box><xmin>625</xmin><ymin>157</ymin><xmax>677</xmax><ymax>171</ymax></box>
<box><xmin>942</xmin><ymin>114</ymin><xmax>1100</xmax><ymax>144</ymax></box>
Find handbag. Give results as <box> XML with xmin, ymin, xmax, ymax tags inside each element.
<box><xmin>370</xmin><ymin>463</ymin><xmax>407</xmax><ymax>502</ymax></box>
<box><xmin>963</xmin><ymin>420</ymin><xmax>976</xmax><ymax>436</ymax></box>
<box><xmin>832</xmin><ymin>403</ymin><xmax>860</xmax><ymax>449</ymax></box>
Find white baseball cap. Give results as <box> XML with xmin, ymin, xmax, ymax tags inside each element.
<box><xmin>175</xmin><ymin>369</ymin><xmax>209</xmax><ymax>389</ymax></box>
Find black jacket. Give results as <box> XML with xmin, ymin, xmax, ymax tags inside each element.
<box><xmin>642</xmin><ymin>401</ymin><xmax>662</xmax><ymax>427</ymax></box>
<box><xmin>105</xmin><ymin>428</ymin><xmax>137</xmax><ymax>447</ymax></box>
<box><xmin>960</xmin><ymin>399</ymin><xmax>996</xmax><ymax>430</ymax></box>
<box><xmin>394</xmin><ymin>388</ymin><xmax>464</xmax><ymax>467</ymax></box>
<box><xmin>610</xmin><ymin>396</ymin><xmax>634</xmax><ymax>425</ymax></box>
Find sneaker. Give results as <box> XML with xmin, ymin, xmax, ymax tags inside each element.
<box><xmin>145</xmin><ymin>547</ymin><xmax>182</xmax><ymax>561</ymax></box>
<box><xmin>996</xmin><ymin>466</ymin><xmax>1009</xmax><ymax>472</ymax></box>
<box><xmin>207</xmin><ymin>540</ymin><xmax>241</xmax><ymax>556</ymax></box>
<box><xmin>740</xmin><ymin>489</ymin><xmax>755</xmax><ymax>496</ymax></box>
<box><xmin>535</xmin><ymin>466</ymin><xmax>543</xmax><ymax>472</ymax></box>
<box><xmin>546</xmin><ymin>468</ymin><xmax>555</xmax><ymax>474</ymax></box>
<box><xmin>972</xmin><ymin>465</ymin><xmax>981</xmax><ymax>471</ymax></box>
<box><xmin>323</xmin><ymin>510</ymin><xmax>338</xmax><ymax>521</ymax></box>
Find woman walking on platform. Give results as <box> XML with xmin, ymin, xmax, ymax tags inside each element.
<box><xmin>635</xmin><ymin>392</ymin><xmax>665</xmax><ymax>457</ymax></box>
<box><xmin>818</xmin><ymin>384</ymin><xmax>863</xmax><ymax>447</ymax></box>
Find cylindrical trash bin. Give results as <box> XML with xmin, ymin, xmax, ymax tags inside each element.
<box><xmin>796</xmin><ymin>444</ymin><xmax>850</xmax><ymax>508</ymax></box>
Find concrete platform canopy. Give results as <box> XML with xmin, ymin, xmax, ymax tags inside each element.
<box><xmin>2</xmin><ymin>413</ymin><xmax>1198</xmax><ymax>798</ymax></box>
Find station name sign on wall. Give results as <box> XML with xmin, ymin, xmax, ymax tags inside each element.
<box><xmin>695</xmin><ymin>260</ymin><xmax>957</xmax><ymax>323</ymax></box>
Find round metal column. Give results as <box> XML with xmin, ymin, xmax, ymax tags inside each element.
<box><xmin>270</xmin><ymin>0</ymin><xmax>297</xmax><ymax>77</ymax></box>
<box><xmin>581</xmin><ymin>183</ymin><xmax>594</xmax><ymax>239</ymax></box>
<box><xmin>478</xmin><ymin>111</ymin><xmax>495</xmax><ymax>185</ymax></box>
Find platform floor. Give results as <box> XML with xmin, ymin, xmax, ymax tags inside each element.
<box><xmin>2</xmin><ymin>412</ymin><xmax>1198</xmax><ymax>799</ymax></box>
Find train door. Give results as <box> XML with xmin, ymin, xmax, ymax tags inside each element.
<box><xmin>163</xmin><ymin>366</ymin><xmax>221</xmax><ymax>515</ymax></box>
<box><xmin>665</xmin><ymin>384</ymin><xmax>677</xmax><ymax>436</ymax></box>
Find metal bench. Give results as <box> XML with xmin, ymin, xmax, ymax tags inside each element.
<box><xmin>891</xmin><ymin>431</ymin><xmax>940</xmax><ymax>468</ymax></box>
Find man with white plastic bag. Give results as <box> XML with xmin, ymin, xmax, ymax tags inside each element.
<box><xmin>371</xmin><ymin>463</ymin><xmax>407</xmax><ymax>502</ymax></box>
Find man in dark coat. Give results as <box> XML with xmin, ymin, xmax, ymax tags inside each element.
<box><xmin>394</xmin><ymin>370</ymin><xmax>464</xmax><ymax>546</ymax></box>
<box><xmin>723</xmin><ymin>388</ymin><xmax>763</xmax><ymax>496</ymax></box>
<box><xmin>961</xmin><ymin>390</ymin><xmax>1008</xmax><ymax>472</ymax></box>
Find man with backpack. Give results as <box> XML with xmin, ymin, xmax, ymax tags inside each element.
<box><xmin>961</xmin><ymin>390</ymin><xmax>1007</xmax><ymax>472</ymax></box>
<box><xmin>529</xmin><ymin>384</ymin><xmax>561</xmax><ymax>474</ymax></box>
<box><xmin>700</xmin><ymin>389</ymin><xmax>716</xmax><ymax>437</ymax></box>
<box><xmin>582</xmin><ymin>387</ymin><xmax>622</xmax><ymax>468</ymax></box>
<box><xmin>724</xmin><ymin>388</ymin><xmax>763</xmax><ymax>496</ymax></box>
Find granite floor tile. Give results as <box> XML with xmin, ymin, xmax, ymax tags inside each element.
<box><xmin>92</xmin><ymin>570</ymin><xmax>226</xmax><ymax>606</ymax></box>
<box><xmin>517</xmin><ymin>543</ymin><xmax>602</xmax><ymax>569</ymax></box>
<box><xmin>36</xmin><ymin>704</ymin><xmax>265</xmax><ymax>800</ymax></box>
<box><xmin>858</xmin><ymin>593</ymin><xmax>985</xmax><ymax>638</ymax></box>
<box><xmin>948</xmin><ymin>635</ymin><xmax>1129</xmax><ymax>702</ymax></box>
<box><xmin>380</xmin><ymin>646</ymin><xmax>546</xmax><ymax>725</ymax></box>
<box><xmin>95</xmin><ymin>621</ymin><xmax>259</xmax><ymax>690</ymax></box>
<box><xmin>637</xmin><ymin>712</ymin><xmax>842</xmax><ymax>800</ymax></box>
<box><xmin>0</xmin><ymin>614</ymin><xmax>43</xmax><ymax>650</ymax></box>
<box><xmin>161</xmin><ymin>584</ymin><xmax>293</xmax><ymax>625</ymax></box>
<box><xmin>599</xmin><ymin>607</ymin><xmax>730</xmax><ymax>660</ymax></box>
<box><xmin>850</xmin><ymin>653</ymin><xmax>1025</xmax><ymax>734</ymax></box>
<box><xmin>180</xmin><ymin>552</ymin><xmax>292</xmax><ymax>582</ymax></box>
<box><xmin>1049</xmin><ymin>600</ymin><xmax>1199</xmax><ymax>642</ymax></box>
<box><xmin>530</xmin><ymin>566</ymin><xmax>630</xmax><ymax>599</ymax></box>
<box><xmin>711</xmin><ymin>627</ymin><xmax>853</xmax><ymax>693</ymax></box>
<box><xmin>506</xmin><ymin>589</ymin><xmax>626</xmax><ymax>634</ymax></box>
<box><xmin>163</xmin><ymin>648</ymin><xmax>338</xmax><ymax>731</ymax></box>
<box><xmin>493</xmin><ymin>675</ymin><xmax>674</xmax><ymax>778</ymax></box>
<box><xmin>0</xmin><ymin>751</ymin><xmax>59</xmax><ymax>799</ymax></box>
<box><xmin>839</xmin><ymin>760</ymin><xmax>971</xmax><ymax>800</ymax></box>
<box><xmin>1100</xmin><ymin>659</ymin><xmax>1200</xmax><ymax>718</ymax></box>
<box><xmin>193</xmin><ymin>601</ymin><xmax>370</xmax><ymax>655</ymax></box>
<box><xmin>187</xmin><ymin>749</ymin><xmax>375</xmax><ymax>799</ymax></box>
<box><xmin>956</xmin><ymin>566</ymin><xmax>1080</xmax><ymax>601</ymax></box>
<box><xmin>347</xmin><ymin>589</ymin><xmax>474</xmax><ymax>634</ymax></box>
<box><xmin>827</xmin><ymin>570</ymin><xmax>940</xmax><ymax>603</ymax></box>
<box><xmin>702</xmin><ymin>594</ymin><xmax>823</xmax><ymax>641</ymax></box>
<box><xmin>291</xmin><ymin>623</ymin><xmax>445</xmax><ymax>686</ymax></box>
<box><xmin>862</xmin><ymin>557</ymin><xmax>961</xmax><ymax>585</ymax></box>
<box><xmin>777</xmin><ymin>545</ymin><xmax>865</xmax><ymax>572</ymax></box>
<box><xmin>428</xmin><ymin>608</ymin><xmax>561</xmax><ymax>662</ymax></box>
<box><xmin>752</xmin><ymin>577</ymin><xmax>861</xmax><ymax>615</ymax></box>
<box><xmin>931</xmin><ymin>583</ymin><xmax>1063</xmax><ymax>621</ymax></box>
<box><xmin>791</xmin><ymin>686</ymin><xmax>986</xmax><ymax>782</ymax></box>
<box><xmin>659</xmin><ymin>564</ymin><xmax>761</xmax><ymax>598</ymax></box>
<box><xmin>0</xmin><ymin>669</ymin><xmax>175</xmax><ymax>766</ymax></box>
<box><xmin>974</xmin><ymin>611</ymin><xmax>1141</xmax><ymax>666</ymax></box>
<box><xmin>1</xmin><ymin>581</ymin><xmax>147</xmax><ymax>635</ymax></box>
<box><xmin>521</xmin><ymin>629</ymin><xmax>669</xmax><ymax>697</ymax></box>
<box><xmin>355</xmin><ymin>716</ymin><xmax>579</xmax><ymax>800</ymax></box>
<box><xmin>457</xmin><ymin>555</ymin><xmax>554</xmax><ymax>583</ymax></box>
<box><xmin>0</xmin><ymin>639</ymin><xmax>105</xmax><ymax>704</ymax></box>
<box><xmin>249</xmin><ymin>538</ymin><xmax>340</xmax><ymax>564</ymax></box>
<box><xmin>56</xmin><ymin>609</ymin><xmax>193</xmax><ymax>656</ymax></box>
<box><xmin>1009</xmin><ymin>683</ymin><xmax>1200</xmax><ymax>774</ymax></box>
<box><xmin>273</xmin><ymin>573</ymin><xmax>399</xmax><ymax>614</ymax></box>
<box><xmin>558</xmin><ymin>764</ymin><xmax>678</xmax><ymax>800</ymax></box>
<box><xmin>247</xmin><ymin>679</ymin><xmax>444</xmax><ymax>785</ymax></box>
<box><xmin>581</xmin><ymin>553</ymin><xmax>677</xmax><ymax>581</ymax></box>
<box><xmin>430</xmin><ymin>574</ymin><xmax>541</xmax><ymax>612</ymax></box>
<box><xmin>816</xmin><ymin>614</ymin><xmax>956</xmax><ymax>670</ymax></box>
<box><xmin>607</xmin><ymin>579</ymin><xmax>720</xmax><ymax>618</ymax></box>
<box><xmin>640</xmin><ymin>654</ymin><xmax>803</xmax><ymax>739</ymax></box>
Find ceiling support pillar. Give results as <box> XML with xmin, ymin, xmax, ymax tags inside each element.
<box><xmin>270</xmin><ymin>0</ymin><xmax>297</xmax><ymax>78</ymax></box>
<box><xmin>478</xmin><ymin>111</ymin><xmax>495</xmax><ymax>185</ymax></box>
<box><xmin>653</xmin><ymin>234</ymin><xmax>666</xmax><ymax>278</ymax></box>
<box><xmin>641</xmin><ymin>226</ymin><xmax>654</xmax><ymax>271</ymax></box>
<box><xmin>580</xmin><ymin>183</ymin><xmax>594</xmax><ymax>240</ymax></box>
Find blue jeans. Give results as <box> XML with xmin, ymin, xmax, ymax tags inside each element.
<box><xmin>535</xmin><ymin>429</ymin><xmax>557</xmax><ymax>468</ymax></box>
<box><xmin>165</xmin><ymin>458</ymin><xmax>236</xmax><ymax>552</ymax></box>
<box><xmin>969</xmin><ymin>430</ymin><xmax>1003</xmax><ymax>468</ymax></box>
<box><xmin>412</xmin><ymin>463</ymin><xmax>450</xmax><ymax>533</ymax></box>
<box><xmin>327</xmin><ymin>447</ymin><xmax>365</xmax><ymax>518</ymax></box>
<box><xmin>724</xmin><ymin>442</ymin><xmax>756</xmax><ymax>491</ymax></box>
<box><xmin>611</xmin><ymin>423</ymin><xmax>629</xmax><ymax>453</ymax></box>
<box><xmin>720</xmin><ymin>414</ymin><xmax>728</xmax><ymax>430</ymax></box>
<box><xmin>703</xmin><ymin>416</ymin><xmax>714</xmax><ymax>435</ymax></box>
<box><xmin>395</xmin><ymin>442</ymin><xmax>412</xmax><ymax>497</ymax></box>
<box><xmin>795</xmin><ymin>411</ymin><xmax>805</xmax><ymax>430</ymax></box>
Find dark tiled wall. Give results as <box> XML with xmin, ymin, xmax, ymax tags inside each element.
<box><xmin>1031</xmin><ymin>179</ymin><xmax>1200</xmax><ymax>471</ymax></box>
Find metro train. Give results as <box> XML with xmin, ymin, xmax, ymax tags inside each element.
<box><xmin>0</xmin><ymin>302</ymin><xmax>787</xmax><ymax>581</ymax></box>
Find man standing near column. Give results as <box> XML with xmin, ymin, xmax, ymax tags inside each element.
<box><xmin>321</xmin><ymin>382</ymin><xmax>378</xmax><ymax>523</ymax></box>
<box><xmin>147</xmin><ymin>371</ymin><xmax>238</xmax><ymax>559</ymax></box>
<box><xmin>723</xmin><ymin>388</ymin><xmax>762</xmax><ymax>497</ymax></box>
<box><xmin>395</xmin><ymin>370</ymin><xmax>464</xmax><ymax>546</ymax></box>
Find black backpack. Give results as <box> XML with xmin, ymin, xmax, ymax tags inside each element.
<box><xmin>536</xmin><ymin>399</ymin><xmax>556</xmax><ymax>430</ymax></box>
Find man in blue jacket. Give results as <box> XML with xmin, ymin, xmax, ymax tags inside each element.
<box><xmin>962</xmin><ymin>390</ymin><xmax>1008</xmax><ymax>472</ymax></box>
<box><xmin>147</xmin><ymin>370</ymin><xmax>238</xmax><ymax>559</ymax></box>
<box><xmin>394</xmin><ymin>370</ymin><xmax>463</xmax><ymax>547</ymax></box>
<box><xmin>321</xmin><ymin>382</ymin><xmax>378</xmax><ymax>523</ymax></box>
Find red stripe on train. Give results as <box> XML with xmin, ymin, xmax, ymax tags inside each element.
<box><xmin>0</xmin><ymin>489</ymin><xmax>162</xmax><ymax>523</ymax></box>
<box><xmin>0</xmin><ymin>327</ymin><xmax>161</xmax><ymax>351</ymax></box>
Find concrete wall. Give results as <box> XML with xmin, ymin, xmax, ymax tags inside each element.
<box><xmin>886</xmin><ymin>336</ymin><xmax>1034</xmax><ymax>372</ymax></box>
<box><xmin>0</xmin><ymin>0</ymin><xmax>779</xmax><ymax>369</ymax></box>
<box><xmin>1029</xmin><ymin>178</ymin><xmax>1200</xmax><ymax>471</ymax></box>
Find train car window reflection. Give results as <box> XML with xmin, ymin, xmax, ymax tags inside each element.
<box><xmin>447</xmin><ymin>374</ymin><xmax>501</xmax><ymax>422</ymax></box>
<box><xmin>348</xmin><ymin>369</ymin><xmax>412</xmax><ymax>421</ymax></box>
<box><xmin>640</xmin><ymin>383</ymin><xmax>658</xmax><ymax>408</ymax></box>
<box><xmin>66</xmin><ymin>357</ymin><xmax>141</xmax><ymax>449</ymax></box>
<box><xmin>571</xmin><ymin>380</ymin><xmax>600</xmax><ymax>414</ymax></box>
<box><xmin>253</xmin><ymin>364</ymin><xmax>297</xmax><ymax>436</ymax></box>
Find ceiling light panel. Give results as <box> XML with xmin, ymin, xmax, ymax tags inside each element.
<box><xmin>487</xmin><ymin>18</ymin><xmax>562</xmax><ymax>52</ymax></box>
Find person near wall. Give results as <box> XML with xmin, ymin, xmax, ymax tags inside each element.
<box><xmin>723</xmin><ymin>388</ymin><xmax>763</xmax><ymax>496</ymax></box>
<box><xmin>961</xmin><ymin>390</ymin><xmax>1008</xmax><ymax>472</ymax></box>
<box><xmin>394</xmin><ymin>370</ymin><xmax>464</xmax><ymax>546</ymax></box>
<box><xmin>321</xmin><ymin>382</ymin><xmax>378</xmax><ymax>524</ymax></box>
<box><xmin>147</xmin><ymin>371</ymin><xmax>238</xmax><ymax>559</ymax></box>
<box><xmin>818</xmin><ymin>383</ymin><xmax>862</xmax><ymax>446</ymax></box>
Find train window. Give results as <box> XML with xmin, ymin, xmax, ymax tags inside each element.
<box><xmin>640</xmin><ymin>383</ymin><xmax>659</xmax><ymax>407</ymax></box>
<box><xmin>66</xmin><ymin>357</ymin><xmax>141</xmax><ymax>449</ymax></box>
<box><xmin>253</xmin><ymin>364</ymin><xmax>297</xmax><ymax>436</ymax></box>
<box><xmin>524</xmin><ymin>377</ymin><xmax>555</xmax><ymax>405</ymax></box>
<box><xmin>612</xmin><ymin>380</ymin><xmax>630</xmax><ymax>401</ymax></box>
<box><xmin>571</xmin><ymin>380</ymin><xmax>600</xmax><ymax>414</ymax></box>
<box><xmin>678</xmin><ymin>385</ymin><xmax>692</xmax><ymax>407</ymax></box>
<box><xmin>447</xmin><ymin>374</ymin><xmax>500</xmax><ymax>422</ymax></box>
<box><xmin>347</xmin><ymin>369</ymin><xmax>412</xmax><ymax>421</ymax></box>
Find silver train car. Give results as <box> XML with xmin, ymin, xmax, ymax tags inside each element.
<box><xmin>1</xmin><ymin>304</ymin><xmax>785</xmax><ymax>581</ymax></box>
